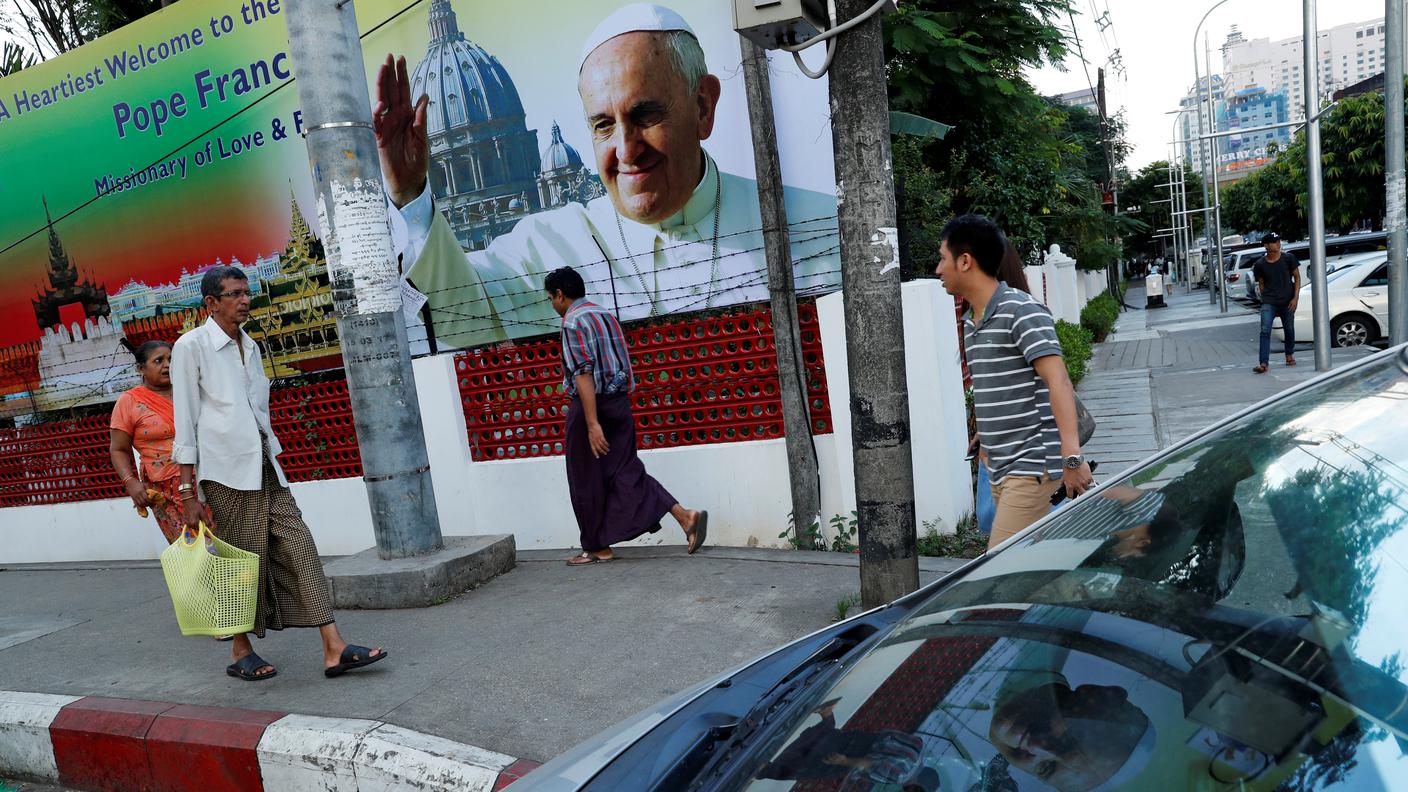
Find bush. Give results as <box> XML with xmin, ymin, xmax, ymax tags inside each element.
<box><xmin>916</xmin><ymin>513</ymin><xmax>986</xmax><ymax>558</ymax></box>
<box><xmin>1056</xmin><ymin>320</ymin><xmax>1093</xmax><ymax>386</ymax></box>
<box><xmin>1080</xmin><ymin>292</ymin><xmax>1120</xmax><ymax>342</ymax></box>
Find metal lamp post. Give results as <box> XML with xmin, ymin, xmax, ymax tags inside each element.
<box><xmin>1304</xmin><ymin>0</ymin><xmax>1331</xmax><ymax>371</ymax></box>
<box><xmin>1193</xmin><ymin>0</ymin><xmax>1235</xmax><ymax>309</ymax></box>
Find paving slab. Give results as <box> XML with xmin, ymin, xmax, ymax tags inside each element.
<box><xmin>1081</xmin><ymin>284</ymin><xmax>1384</xmax><ymax>479</ymax></box>
<box><xmin>0</xmin><ymin>548</ymin><xmax>960</xmax><ymax>765</ymax></box>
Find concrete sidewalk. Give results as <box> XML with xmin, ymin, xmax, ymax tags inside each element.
<box><xmin>1078</xmin><ymin>284</ymin><xmax>1378</xmax><ymax>475</ymax></box>
<box><xmin>0</xmin><ymin>547</ymin><xmax>962</xmax><ymax>770</ymax></box>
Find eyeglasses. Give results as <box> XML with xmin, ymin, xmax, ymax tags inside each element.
<box><xmin>219</xmin><ymin>289</ymin><xmax>252</xmax><ymax>300</ymax></box>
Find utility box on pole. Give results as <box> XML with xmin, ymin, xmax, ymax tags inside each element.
<box><xmin>284</xmin><ymin>0</ymin><xmax>514</xmax><ymax>608</ymax></box>
<box><xmin>825</xmin><ymin>0</ymin><xmax>919</xmax><ymax>607</ymax></box>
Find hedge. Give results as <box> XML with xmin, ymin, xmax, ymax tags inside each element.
<box><xmin>1056</xmin><ymin>319</ymin><xmax>1093</xmax><ymax>386</ymax></box>
<box><xmin>1079</xmin><ymin>292</ymin><xmax>1120</xmax><ymax>342</ymax></box>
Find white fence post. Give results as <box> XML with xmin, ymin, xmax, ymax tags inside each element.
<box><xmin>1047</xmin><ymin>245</ymin><xmax>1080</xmax><ymax>324</ymax></box>
<box><xmin>817</xmin><ymin>284</ymin><xmax>973</xmax><ymax>535</ymax></box>
<box><xmin>1025</xmin><ymin>264</ymin><xmax>1047</xmax><ymax>305</ymax></box>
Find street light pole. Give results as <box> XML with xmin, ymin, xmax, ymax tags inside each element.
<box><xmin>1169</xmin><ymin>108</ymin><xmax>1197</xmax><ymax>292</ymax></box>
<box><xmin>1170</xmin><ymin>112</ymin><xmax>1192</xmax><ymax>291</ymax></box>
<box><xmin>1206</xmin><ymin>34</ymin><xmax>1228</xmax><ymax>314</ymax></box>
<box><xmin>1193</xmin><ymin>0</ymin><xmax>1234</xmax><ymax>306</ymax></box>
<box><xmin>1387</xmin><ymin>0</ymin><xmax>1407</xmax><ymax>346</ymax></box>
<box><xmin>1304</xmin><ymin>0</ymin><xmax>1331</xmax><ymax>371</ymax></box>
<box><xmin>1178</xmin><ymin>156</ymin><xmax>1193</xmax><ymax>291</ymax></box>
<box><xmin>1166</xmin><ymin>155</ymin><xmax>1181</xmax><ymax>271</ymax></box>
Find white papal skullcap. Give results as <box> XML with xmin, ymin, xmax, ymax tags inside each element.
<box><xmin>578</xmin><ymin>3</ymin><xmax>696</xmax><ymax>72</ymax></box>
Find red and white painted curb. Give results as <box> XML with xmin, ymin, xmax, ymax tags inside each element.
<box><xmin>0</xmin><ymin>690</ymin><xmax>540</xmax><ymax>791</ymax></box>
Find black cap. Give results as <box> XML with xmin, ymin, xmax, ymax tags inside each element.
<box><xmin>1263</xmin><ymin>232</ymin><xmax>1281</xmax><ymax>244</ymax></box>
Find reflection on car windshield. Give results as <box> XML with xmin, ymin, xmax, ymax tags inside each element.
<box><xmin>733</xmin><ymin>350</ymin><xmax>1408</xmax><ymax>792</ymax></box>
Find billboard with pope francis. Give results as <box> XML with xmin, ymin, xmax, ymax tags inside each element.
<box><xmin>0</xmin><ymin>0</ymin><xmax>838</xmax><ymax>413</ymax></box>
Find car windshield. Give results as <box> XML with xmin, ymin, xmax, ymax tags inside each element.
<box><xmin>731</xmin><ymin>348</ymin><xmax>1408</xmax><ymax>792</ymax></box>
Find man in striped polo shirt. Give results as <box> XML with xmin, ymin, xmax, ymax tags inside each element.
<box><xmin>937</xmin><ymin>215</ymin><xmax>1093</xmax><ymax>548</ymax></box>
<box><xmin>545</xmin><ymin>266</ymin><xmax>708</xmax><ymax>566</ymax></box>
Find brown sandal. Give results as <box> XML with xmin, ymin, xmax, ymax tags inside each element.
<box><xmin>1285</xmin><ymin>356</ymin><xmax>1297</xmax><ymax>366</ymax></box>
<box><xmin>1253</xmin><ymin>364</ymin><xmax>1268</xmax><ymax>374</ymax></box>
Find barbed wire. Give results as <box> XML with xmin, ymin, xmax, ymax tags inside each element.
<box><xmin>0</xmin><ymin>241</ymin><xmax>843</xmax><ymax>375</ymax></box>
<box><xmin>421</xmin><ymin>247</ymin><xmax>842</xmax><ymax>334</ymax></box>
<box><xmin>412</xmin><ymin>222</ymin><xmax>840</xmax><ymax>296</ymax></box>
<box><xmin>416</xmin><ymin>235</ymin><xmax>842</xmax><ymax>314</ymax></box>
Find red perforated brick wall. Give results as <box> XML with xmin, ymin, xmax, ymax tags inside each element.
<box><xmin>0</xmin><ymin>378</ymin><xmax>362</xmax><ymax>508</ymax></box>
<box><xmin>456</xmin><ymin>303</ymin><xmax>833</xmax><ymax>462</ymax></box>
<box><xmin>267</xmin><ymin>379</ymin><xmax>363</xmax><ymax>481</ymax></box>
<box><xmin>0</xmin><ymin>414</ymin><xmax>120</xmax><ymax>506</ymax></box>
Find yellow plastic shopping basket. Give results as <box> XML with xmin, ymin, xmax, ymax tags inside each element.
<box><xmin>159</xmin><ymin>523</ymin><xmax>260</xmax><ymax>637</ymax></box>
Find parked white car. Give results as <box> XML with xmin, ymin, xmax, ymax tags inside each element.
<box><xmin>1275</xmin><ymin>252</ymin><xmax>1391</xmax><ymax>347</ymax></box>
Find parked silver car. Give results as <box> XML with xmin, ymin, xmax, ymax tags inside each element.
<box><xmin>516</xmin><ymin>344</ymin><xmax>1408</xmax><ymax>791</ymax></box>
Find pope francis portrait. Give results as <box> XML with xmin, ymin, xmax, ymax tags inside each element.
<box><xmin>374</xmin><ymin>2</ymin><xmax>839</xmax><ymax>348</ymax></box>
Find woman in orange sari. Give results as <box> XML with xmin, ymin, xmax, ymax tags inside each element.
<box><xmin>109</xmin><ymin>340</ymin><xmax>215</xmax><ymax>542</ymax></box>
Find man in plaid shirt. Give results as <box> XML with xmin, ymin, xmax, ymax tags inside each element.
<box><xmin>545</xmin><ymin>266</ymin><xmax>708</xmax><ymax>565</ymax></box>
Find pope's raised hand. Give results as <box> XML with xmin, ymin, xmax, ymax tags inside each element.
<box><xmin>373</xmin><ymin>53</ymin><xmax>430</xmax><ymax>208</ymax></box>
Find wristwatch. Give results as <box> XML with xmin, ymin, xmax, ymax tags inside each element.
<box><xmin>1063</xmin><ymin>454</ymin><xmax>1085</xmax><ymax>470</ymax></box>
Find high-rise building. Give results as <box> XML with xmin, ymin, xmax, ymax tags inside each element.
<box><xmin>1221</xmin><ymin>86</ymin><xmax>1291</xmax><ymax>174</ymax></box>
<box><xmin>1180</xmin><ymin>74</ymin><xmax>1225</xmax><ymax>174</ymax></box>
<box><xmin>1220</xmin><ymin>10</ymin><xmax>1406</xmax><ymax>122</ymax></box>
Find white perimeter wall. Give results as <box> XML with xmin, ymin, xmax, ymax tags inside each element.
<box><xmin>2</xmin><ymin>282</ymin><xmax>990</xmax><ymax>564</ymax></box>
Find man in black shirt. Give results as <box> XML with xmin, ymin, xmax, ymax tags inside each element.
<box><xmin>1252</xmin><ymin>233</ymin><xmax>1301</xmax><ymax>373</ymax></box>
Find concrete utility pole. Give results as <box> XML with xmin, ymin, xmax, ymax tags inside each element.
<box><xmin>284</xmin><ymin>0</ymin><xmax>442</xmax><ymax>557</ymax></box>
<box><xmin>1304</xmin><ymin>0</ymin><xmax>1332</xmax><ymax>371</ymax></box>
<box><xmin>827</xmin><ymin>0</ymin><xmax>918</xmax><ymax>607</ymax></box>
<box><xmin>740</xmin><ymin>39</ymin><xmax>822</xmax><ymax>547</ymax></box>
<box><xmin>1388</xmin><ymin>0</ymin><xmax>1407</xmax><ymax>346</ymax></box>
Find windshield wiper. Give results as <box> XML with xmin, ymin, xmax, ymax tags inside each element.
<box><xmin>656</xmin><ymin>625</ymin><xmax>877</xmax><ymax>792</ymax></box>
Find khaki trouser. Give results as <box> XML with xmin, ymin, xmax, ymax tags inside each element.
<box><xmin>988</xmin><ymin>473</ymin><xmax>1063</xmax><ymax>548</ymax></box>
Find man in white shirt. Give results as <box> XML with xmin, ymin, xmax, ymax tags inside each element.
<box><xmin>374</xmin><ymin>3</ymin><xmax>839</xmax><ymax>349</ymax></box>
<box><xmin>172</xmin><ymin>266</ymin><xmax>387</xmax><ymax>682</ymax></box>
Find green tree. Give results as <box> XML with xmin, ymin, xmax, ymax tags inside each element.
<box><xmin>1117</xmin><ymin>160</ymin><xmax>1206</xmax><ymax>257</ymax></box>
<box><xmin>1</xmin><ymin>0</ymin><xmax>167</xmax><ymax>64</ymax></box>
<box><xmin>1219</xmin><ymin>148</ymin><xmax>1303</xmax><ymax>239</ymax></box>
<box><xmin>885</xmin><ymin>0</ymin><xmax>1133</xmax><ymax>274</ymax></box>
<box><xmin>1319</xmin><ymin>91</ymin><xmax>1392</xmax><ymax>230</ymax></box>
<box><xmin>0</xmin><ymin>41</ymin><xmax>35</xmax><ymax>77</ymax></box>
<box><xmin>1219</xmin><ymin>168</ymin><xmax>1258</xmax><ymax>236</ymax></box>
<box><xmin>1220</xmin><ymin>85</ymin><xmax>1407</xmax><ymax>238</ymax></box>
<box><xmin>885</xmin><ymin>0</ymin><xmax>1070</xmax><ymax>123</ymax></box>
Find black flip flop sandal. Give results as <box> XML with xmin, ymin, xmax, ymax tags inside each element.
<box><xmin>324</xmin><ymin>645</ymin><xmax>388</xmax><ymax>678</ymax></box>
<box><xmin>226</xmin><ymin>652</ymin><xmax>277</xmax><ymax>682</ymax></box>
<box><xmin>688</xmin><ymin>510</ymin><xmax>709</xmax><ymax>554</ymax></box>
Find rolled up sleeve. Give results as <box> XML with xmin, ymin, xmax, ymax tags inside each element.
<box><xmin>170</xmin><ymin>336</ymin><xmax>201</xmax><ymax>465</ymax></box>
